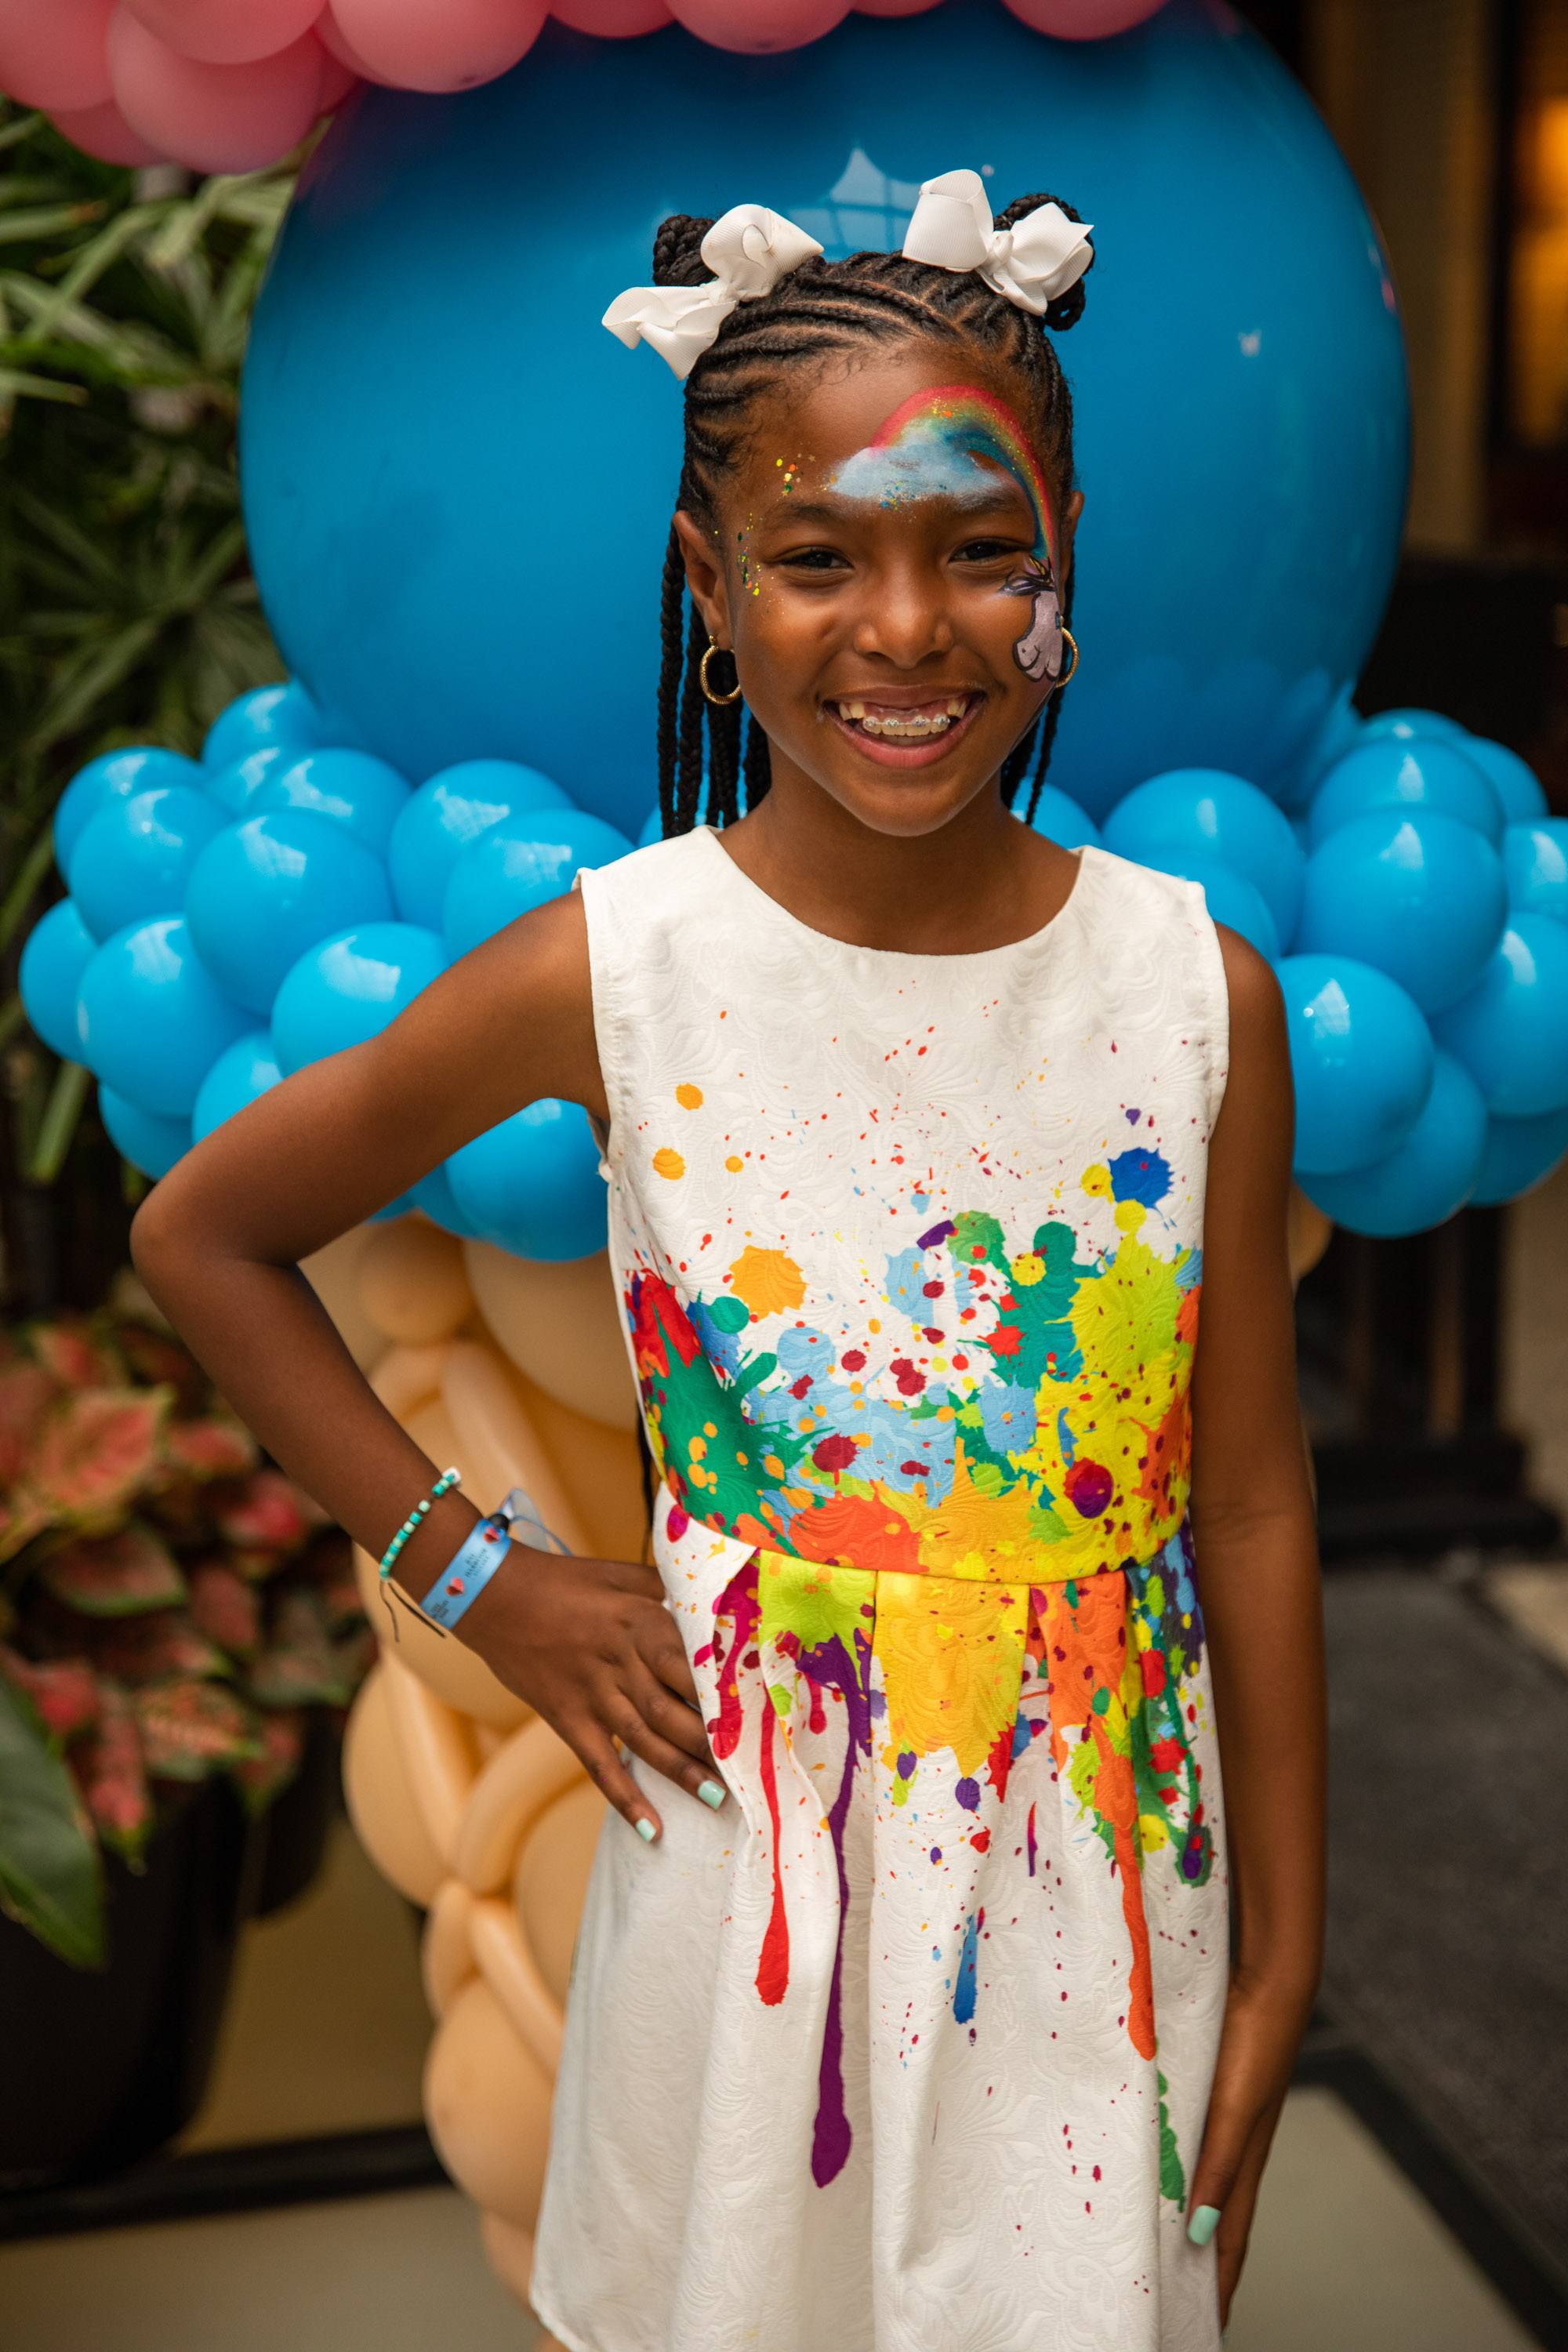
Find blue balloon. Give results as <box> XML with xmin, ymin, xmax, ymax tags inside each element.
<box><xmin>1307</xmin><ymin>736</ymin><xmax>1503</xmax><ymax>850</ymax></box>
<box><xmin>387</xmin><ymin>760</ymin><xmax>572</xmax><ymax>931</ymax></box>
<box><xmin>20</xmin><ymin>898</ymin><xmax>96</xmax><ymax>1060</ymax></box>
<box><xmin>98</xmin><ymin>1087</ymin><xmax>192</xmax><ymax>1181</ymax></box>
<box><xmin>203</xmin><ymin>682</ymin><xmax>325</xmax><ymax>769</ymax></box>
<box><xmin>1461</xmin><ymin>737</ymin><xmax>1548</xmax><ymax>826</ymax></box>
<box><xmin>241</xmin><ymin>1</ymin><xmax>1409</xmax><ymax>828</ymax></box>
<box><xmin>186</xmin><ymin>808</ymin><xmax>394</xmax><ymax>1014</ymax></box>
<box><xmin>1163</xmin><ymin>856</ymin><xmax>1279</xmax><ymax>963</ymax></box>
<box><xmin>191</xmin><ymin>1030</ymin><xmax>282</xmax><ymax>1142</ymax></box>
<box><xmin>271</xmin><ymin>921</ymin><xmax>449</xmax><ymax>1076</ymax></box>
<box><xmin>1102</xmin><ymin>770</ymin><xmax>1303</xmax><ymax>944</ymax></box>
<box><xmin>255</xmin><ymin>748</ymin><xmax>412</xmax><ymax>855</ymax></box>
<box><xmin>70</xmin><ymin>786</ymin><xmax>229</xmax><ymax>944</ymax></box>
<box><xmin>1278</xmin><ymin>687</ymin><xmax>1361</xmax><ymax>811</ymax></box>
<box><xmin>1022</xmin><ymin>786</ymin><xmax>1102</xmax><ymax>855</ymax></box>
<box><xmin>1298</xmin><ymin>1051</ymin><xmax>1486</xmax><ymax>1238</ymax></box>
<box><xmin>445</xmin><ymin>1098</ymin><xmax>607</xmax><ymax>1261</ymax></box>
<box><xmin>1294</xmin><ymin>809</ymin><xmax>1507</xmax><ymax>1014</ymax></box>
<box><xmin>443</xmin><ymin>812</ymin><xmax>633</xmax><ymax>957</ymax></box>
<box><xmin>1357</xmin><ymin>707</ymin><xmax>1471</xmax><ymax>746</ymax></box>
<box><xmin>1501</xmin><ymin>820</ymin><xmax>1568</xmax><ymax>927</ymax></box>
<box><xmin>76</xmin><ymin>916</ymin><xmax>252</xmax><ymax>1116</ymax></box>
<box><xmin>408</xmin><ymin>1163</ymin><xmax>482</xmax><ymax>1240</ymax></box>
<box><xmin>1432</xmin><ymin>916</ymin><xmax>1568</xmax><ymax>1118</ymax></box>
<box><xmin>637</xmin><ymin>804</ymin><xmax>663</xmax><ymax>849</ymax></box>
<box><xmin>205</xmin><ymin>746</ymin><xmax>289</xmax><ymax>817</ymax></box>
<box><xmin>55</xmin><ymin>746</ymin><xmax>205</xmax><ymax>882</ymax></box>
<box><xmin>1471</xmin><ymin>1105</ymin><xmax>1568</xmax><ymax>1208</ymax></box>
<box><xmin>1276</xmin><ymin>953</ymin><xmax>1436</xmax><ymax>1176</ymax></box>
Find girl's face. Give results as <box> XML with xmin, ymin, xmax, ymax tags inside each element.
<box><xmin>675</xmin><ymin>342</ymin><xmax>1084</xmax><ymax>841</ymax></box>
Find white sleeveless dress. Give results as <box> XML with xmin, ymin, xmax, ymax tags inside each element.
<box><xmin>530</xmin><ymin>825</ymin><xmax>1232</xmax><ymax>2352</ymax></box>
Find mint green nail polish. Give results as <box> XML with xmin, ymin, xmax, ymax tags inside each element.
<box><xmin>1187</xmin><ymin>2203</ymin><xmax>1221</xmax><ymax>2247</ymax></box>
<box><xmin>698</xmin><ymin>1778</ymin><xmax>726</xmax><ymax>1809</ymax></box>
<box><xmin>635</xmin><ymin>1817</ymin><xmax>656</xmax><ymax>1843</ymax></box>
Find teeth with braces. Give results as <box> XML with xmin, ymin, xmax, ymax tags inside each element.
<box><xmin>835</xmin><ymin>695</ymin><xmax>971</xmax><ymax>738</ymax></box>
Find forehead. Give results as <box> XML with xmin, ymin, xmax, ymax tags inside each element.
<box><xmin>732</xmin><ymin>344</ymin><xmax>1043</xmax><ymax>488</ymax></box>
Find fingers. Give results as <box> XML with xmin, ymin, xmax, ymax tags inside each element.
<box><xmin>568</xmin><ymin>1717</ymin><xmax>662</xmax><ymax>1845</ymax></box>
<box><xmin>624</xmin><ymin>1653</ymin><xmax>714</xmax><ymax>1766</ymax></box>
<box><xmin>605</xmin><ymin>1686</ymin><xmax>727</xmax><ymax>1814</ymax></box>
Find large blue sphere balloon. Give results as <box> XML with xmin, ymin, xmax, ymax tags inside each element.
<box><xmin>1294</xmin><ymin>809</ymin><xmax>1507</xmax><ymax>1014</ymax></box>
<box><xmin>1433</xmin><ymin>916</ymin><xmax>1568</xmax><ymax>1119</ymax></box>
<box><xmin>1276</xmin><ymin>953</ymin><xmax>1435</xmax><ymax>1177</ymax></box>
<box><xmin>241</xmin><ymin>0</ymin><xmax>1408</xmax><ymax>827</ymax></box>
<box><xmin>1299</xmin><ymin>1050</ymin><xmax>1487</xmax><ymax>1238</ymax></box>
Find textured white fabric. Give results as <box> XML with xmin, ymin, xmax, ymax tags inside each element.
<box><xmin>901</xmin><ymin>169</ymin><xmax>1094</xmax><ymax>316</ymax></box>
<box><xmin>532</xmin><ymin>829</ymin><xmax>1231</xmax><ymax>2352</ymax></box>
<box><xmin>601</xmin><ymin>204</ymin><xmax>825</xmax><ymax>380</ymax></box>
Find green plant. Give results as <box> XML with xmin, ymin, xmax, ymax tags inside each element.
<box><xmin>0</xmin><ymin>1267</ymin><xmax>371</xmax><ymax>1967</ymax></box>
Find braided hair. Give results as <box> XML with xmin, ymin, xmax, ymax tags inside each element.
<box><xmin>651</xmin><ymin>194</ymin><xmax>1092</xmax><ymax>840</ymax></box>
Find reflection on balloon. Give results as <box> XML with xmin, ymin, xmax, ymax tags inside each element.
<box><xmin>256</xmin><ymin>748</ymin><xmax>413</xmax><ymax>856</ymax></box>
<box><xmin>1501</xmin><ymin>820</ymin><xmax>1568</xmax><ymax>927</ymax></box>
<box><xmin>204</xmin><ymin>681</ymin><xmax>327</xmax><ymax>769</ymax></box>
<box><xmin>205</xmin><ymin>746</ymin><xmax>289</xmax><ymax>818</ymax></box>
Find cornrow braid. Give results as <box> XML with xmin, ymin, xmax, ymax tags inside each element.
<box><xmin>652</xmin><ymin>194</ymin><xmax>1091</xmax><ymax>837</ymax></box>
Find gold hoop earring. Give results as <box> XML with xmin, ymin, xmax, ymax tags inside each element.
<box><xmin>1054</xmin><ymin>627</ymin><xmax>1080</xmax><ymax>691</ymax></box>
<box><xmin>699</xmin><ymin>642</ymin><xmax>742</xmax><ymax>706</ymax></box>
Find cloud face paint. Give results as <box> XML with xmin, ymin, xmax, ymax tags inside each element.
<box><xmin>826</xmin><ymin>383</ymin><xmax>1066</xmax><ymax>683</ymax></box>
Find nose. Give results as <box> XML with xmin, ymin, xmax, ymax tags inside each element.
<box><xmin>851</xmin><ymin>561</ymin><xmax>955</xmax><ymax>667</ymax></box>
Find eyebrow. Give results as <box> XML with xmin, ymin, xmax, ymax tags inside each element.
<box><xmin>756</xmin><ymin>484</ymin><xmax>1033</xmax><ymax>528</ymax></box>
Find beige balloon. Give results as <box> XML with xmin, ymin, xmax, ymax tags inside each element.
<box><xmin>464</xmin><ymin>1241</ymin><xmax>637</xmax><ymax>1431</ymax></box>
<box><xmin>423</xmin><ymin>1976</ymin><xmax>554</xmax><ymax>2231</ymax></box>
<box><xmin>341</xmin><ymin>1665</ymin><xmax>446</xmax><ymax>1907</ymax></box>
<box><xmin>357</xmin><ymin>1215</ymin><xmax>476</xmax><ymax>1346</ymax></box>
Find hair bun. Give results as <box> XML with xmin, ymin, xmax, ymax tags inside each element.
<box><xmin>652</xmin><ymin>213</ymin><xmax>716</xmax><ymax>288</ymax></box>
<box><xmin>993</xmin><ymin>190</ymin><xmax>1093</xmax><ymax>332</ymax></box>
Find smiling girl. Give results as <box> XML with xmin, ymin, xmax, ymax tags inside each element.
<box><xmin>131</xmin><ymin>169</ymin><xmax>1326</xmax><ymax>2352</ymax></box>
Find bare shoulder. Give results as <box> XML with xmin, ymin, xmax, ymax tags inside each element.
<box><xmin>1215</xmin><ymin>924</ymin><xmax>1287</xmax><ymax>1053</ymax></box>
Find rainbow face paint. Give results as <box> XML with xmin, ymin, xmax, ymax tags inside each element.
<box><xmin>826</xmin><ymin>383</ymin><xmax>1063</xmax><ymax>681</ymax></box>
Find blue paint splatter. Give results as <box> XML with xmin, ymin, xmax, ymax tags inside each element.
<box><xmin>953</xmin><ymin>1910</ymin><xmax>980</xmax><ymax>2024</ymax></box>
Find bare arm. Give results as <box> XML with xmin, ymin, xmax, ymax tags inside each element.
<box><xmin>1184</xmin><ymin>928</ymin><xmax>1327</xmax><ymax>2324</ymax></box>
<box><xmin>130</xmin><ymin>891</ymin><xmax>721</xmax><ymax>1840</ymax></box>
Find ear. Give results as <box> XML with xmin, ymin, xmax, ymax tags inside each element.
<box><xmin>1058</xmin><ymin>487</ymin><xmax>1086</xmax><ymax>589</ymax></box>
<box><xmin>673</xmin><ymin>508</ymin><xmax>736</xmax><ymax>652</ymax></box>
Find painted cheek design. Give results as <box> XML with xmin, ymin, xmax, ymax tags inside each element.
<box><xmin>1003</xmin><ymin>557</ymin><xmax>1065</xmax><ymax>683</ymax></box>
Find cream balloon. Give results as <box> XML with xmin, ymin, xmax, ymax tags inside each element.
<box><xmin>300</xmin><ymin>1218</ymin><xmax>394</xmax><ymax>1373</ymax></box>
<box><xmin>341</xmin><ymin>1664</ymin><xmax>446</xmax><ymax>1905</ymax></box>
<box><xmin>514</xmin><ymin>1778</ymin><xmax>604</xmax><ymax>2008</ymax></box>
<box><xmin>510</xmin><ymin>1369</ymin><xmax>647</xmax><ymax>1566</ymax></box>
<box><xmin>424</xmin><ymin>1976</ymin><xmax>554</xmax><ymax>2230</ymax></box>
<box><xmin>422</xmin><ymin>1877</ymin><xmax>481</xmax><ymax>2017</ymax></box>
<box><xmin>358</xmin><ymin>1214</ymin><xmax>475</xmax><ymax>1346</ymax></box>
<box><xmin>463</xmin><ymin>1240</ymin><xmax>636</xmax><ymax>1430</ymax></box>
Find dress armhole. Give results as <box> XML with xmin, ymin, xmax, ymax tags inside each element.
<box><xmin>1183</xmin><ymin>879</ymin><xmax>1232</xmax><ymax>1137</ymax></box>
<box><xmin>572</xmin><ymin>863</ymin><xmax>622</xmax><ymax>1184</ymax></box>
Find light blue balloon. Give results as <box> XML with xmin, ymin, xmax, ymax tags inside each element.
<box><xmin>1461</xmin><ymin>738</ymin><xmax>1548</xmax><ymax>826</ymax></box>
<box><xmin>70</xmin><ymin>786</ymin><xmax>228</xmax><ymax>944</ymax></box>
<box><xmin>20</xmin><ymin>898</ymin><xmax>96</xmax><ymax>1061</ymax></box>
<box><xmin>55</xmin><ymin>746</ymin><xmax>205</xmax><ymax>883</ymax></box>
<box><xmin>99</xmin><ymin>1086</ymin><xmax>192</xmax><ymax>1181</ymax></box>
<box><xmin>255</xmin><ymin>748</ymin><xmax>412</xmax><ymax>856</ymax></box>
<box><xmin>445</xmin><ymin>1098</ymin><xmax>607</xmax><ymax>1261</ymax></box>
<box><xmin>1501</xmin><ymin>820</ymin><xmax>1568</xmax><ymax>927</ymax></box>
<box><xmin>1277</xmin><ymin>953</ymin><xmax>1436</xmax><ymax>1177</ymax></box>
<box><xmin>443</xmin><ymin>813</ymin><xmax>633</xmax><ymax>957</ymax></box>
<box><xmin>76</xmin><ymin>916</ymin><xmax>252</xmax><ymax>1116</ymax></box>
<box><xmin>1471</xmin><ymin>1105</ymin><xmax>1568</xmax><ymax>1207</ymax></box>
<box><xmin>191</xmin><ymin>1030</ymin><xmax>282</xmax><ymax>1142</ymax></box>
<box><xmin>186</xmin><ymin>807</ymin><xmax>394</xmax><ymax>1014</ymax></box>
<box><xmin>1102</xmin><ymin>770</ymin><xmax>1303</xmax><ymax>944</ymax></box>
<box><xmin>387</xmin><ymin>760</ymin><xmax>572</xmax><ymax>930</ymax></box>
<box><xmin>409</xmin><ymin>1163</ymin><xmax>482</xmax><ymax>1240</ymax></box>
<box><xmin>1298</xmin><ymin>1051</ymin><xmax>1486</xmax><ymax>1238</ymax></box>
<box><xmin>205</xmin><ymin>746</ymin><xmax>289</xmax><ymax>817</ymax></box>
<box><xmin>1307</xmin><ymin>736</ymin><xmax>1503</xmax><ymax>850</ymax></box>
<box><xmin>203</xmin><ymin>682</ymin><xmax>325</xmax><ymax>769</ymax></box>
<box><xmin>1358</xmin><ymin>707</ymin><xmax>1471</xmax><ymax>746</ymax></box>
<box><xmin>1432</xmin><ymin>916</ymin><xmax>1568</xmax><ymax>1118</ymax></box>
<box><xmin>241</xmin><ymin>0</ymin><xmax>1409</xmax><ymax>828</ymax></box>
<box><xmin>1160</xmin><ymin>855</ymin><xmax>1279</xmax><ymax>963</ymax></box>
<box><xmin>271</xmin><ymin>921</ymin><xmax>448</xmax><ymax>1076</ymax></box>
<box><xmin>1279</xmin><ymin>687</ymin><xmax>1361</xmax><ymax>811</ymax></box>
<box><xmin>370</xmin><ymin>1192</ymin><xmax>419</xmax><ymax>1223</ymax></box>
<box><xmin>1294</xmin><ymin>809</ymin><xmax>1507</xmax><ymax>1014</ymax></box>
<box><xmin>637</xmin><ymin>804</ymin><xmax>663</xmax><ymax>849</ymax></box>
<box><xmin>1022</xmin><ymin>786</ymin><xmax>1102</xmax><ymax>855</ymax></box>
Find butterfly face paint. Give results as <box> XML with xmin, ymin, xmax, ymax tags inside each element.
<box><xmin>826</xmin><ymin>383</ymin><xmax>1065</xmax><ymax>684</ymax></box>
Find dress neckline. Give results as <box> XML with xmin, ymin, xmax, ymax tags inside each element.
<box><xmin>692</xmin><ymin>823</ymin><xmax>1098</xmax><ymax>965</ymax></box>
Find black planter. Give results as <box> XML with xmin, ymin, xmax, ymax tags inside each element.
<box><xmin>252</xmin><ymin>1708</ymin><xmax>343</xmax><ymax>1921</ymax></box>
<box><xmin>0</xmin><ymin>1776</ymin><xmax>263</xmax><ymax>2192</ymax></box>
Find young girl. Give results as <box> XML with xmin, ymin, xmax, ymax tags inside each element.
<box><xmin>132</xmin><ymin>169</ymin><xmax>1326</xmax><ymax>2352</ymax></box>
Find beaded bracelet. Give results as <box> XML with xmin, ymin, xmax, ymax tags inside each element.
<box><xmin>378</xmin><ymin>1465</ymin><xmax>462</xmax><ymax>1583</ymax></box>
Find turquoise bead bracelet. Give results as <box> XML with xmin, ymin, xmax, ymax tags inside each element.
<box><xmin>378</xmin><ymin>1465</ymin><xmax>462</xmax><ymax>1583</ymax></box>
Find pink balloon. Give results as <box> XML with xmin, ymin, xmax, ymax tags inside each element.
<box><xmin>50</xmin><ymin>95</ymin><xmax>163</xmax><ymax>164</ymax></box>
<box><xmin>855</xmin><ymin>0</ymin><xmax>945</xmax><ymax>14</ymax></box>
<box><xmin>315</xmin><ymin>46</ymin><xmax>360</xmax><ymax>103</ymax></box>
<box><xmin>123</xmin><ymin>0</ymin><xmax>325</xmax><ymax>67</ymax></box>
<box><xmin>318</xmin><ymin>7</ymin><xmax>395</xmax><ymax>82</ymax></box>
<box><xmin>328</xmin><ymin>0</ymin><xmax>546</xmax><ymax>90</ymax></box>
<box><xmin>0</xmin><ymin>0</ymin><xmax>114</xmax><ymax>110</ymax></box>
<box><xmin>551</xmin><ymin>0</ymin><xmax>673</xmax><ymax>31</ymax></box>
<box><xmin>1002</xmin><ymin>0</ymin><xmax>1166</xmax><ymax>34</ymax></box>
<box><xmin>107</xmin><ymin>9</ymin><xmax>328</xmax><ymax>172</ymax></box>
<box><xmin>669</xmin><ymin>0</ymin><xmax>848</xmax><ymax>49</ymax></box>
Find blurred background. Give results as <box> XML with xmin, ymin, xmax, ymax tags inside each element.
<box><xmin>1</xmin><ymin>2</ymin><xmax>1566</xmax><ymax>2348</ymax></box>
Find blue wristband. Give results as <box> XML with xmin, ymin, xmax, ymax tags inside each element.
<box><xmin>419</xmin><ymin>1511</ymin><xmax>512</xmax><ymax>1631</ymax></box>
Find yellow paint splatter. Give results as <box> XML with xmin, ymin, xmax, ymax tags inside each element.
<box><xmin>652</xmin><ymin>1146</ymin><xmax>685</xmax><ymax>1180</ymax></box>
<box><xmin>728</xmin><ymin>1246</ymin><xmax>806</xmax><ymax>1318</ymax></box>
<box><xmin>725</xmin><ymin>1153</ymin><xmax>743</xmax><ymax>1172</ymax></box>
<box><xmin>676</xmin><ymin>1082</ymin><xmax>703</xmax><ymax>1109</ymax></box>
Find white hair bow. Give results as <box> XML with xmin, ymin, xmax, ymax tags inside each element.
<box><xmin>901</xmin><ymin>169</ymin><xmax>1093</xmax><ymax>317</ymax></box>
<box><xmin>602</xmin><ymin>203</ymin><xmax>824</xmax><ymax>381</ymax></box>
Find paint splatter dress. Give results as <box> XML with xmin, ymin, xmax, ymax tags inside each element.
<box><xmin>530</xmin><ymin>826</ymin><xmax>1232</xmax><ymax>2352</ymax></box>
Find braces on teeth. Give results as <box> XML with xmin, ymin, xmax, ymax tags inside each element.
<box><xmin>835</xmin><ymin>696</ymin><xmax>971</xmax><ymax>738</ymax></box>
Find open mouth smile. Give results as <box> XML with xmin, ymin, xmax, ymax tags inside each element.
<box><xmin>824</xmin><ymin>691</ymin><xmax>985</xmax><ymax>766</ymax></box>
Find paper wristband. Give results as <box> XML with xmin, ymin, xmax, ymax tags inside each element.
<box><xmin>419</xmin><ymin>1511</ymin><xmax>512</xmax><ymax>1632</ymax></box>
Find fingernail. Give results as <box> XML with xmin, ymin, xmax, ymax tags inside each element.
<box><xmin>1187</xmin><ymin>2203</ymin><xmax>1221</xmax><ymax>2246</ymax></box>
<box><xmin>697</xmin><ymin>1778</ymin><xmax>726</xmax><ymax>1809</ymax></box>
<box><xmin>634</xmin><ymin>1817</ymin><xmax>656</xmax><ymax>1843</ymax></box>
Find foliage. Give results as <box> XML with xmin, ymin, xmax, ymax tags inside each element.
<box><xmin>0</xmin><ymin>1267</ymin><xmax>372</xmax><ymax>1967</ymax></box>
